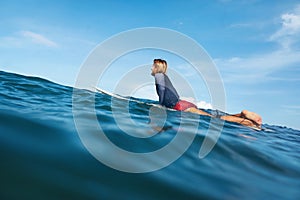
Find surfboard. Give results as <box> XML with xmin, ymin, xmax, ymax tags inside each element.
<box><xmin>94</xmin><ymin>87</ymin><xmax>167</xmax><ymax>109</ymax></box>
<box><xmin>94</xmin><ymin>87</ymin><xmax>127</xmax><ymax>100</ymax></box>
<box><xmin>94</xmin><ymin>87</ymin><xmax>263</xmax><ymax>131</ymax></box>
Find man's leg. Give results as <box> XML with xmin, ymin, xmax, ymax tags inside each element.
<box><xmin>185</xmin><ymin>108</ymin><xmax>260</xmax><ymax>128</ymax></box>
<box><xmin>185</xmin><ymin>107</ymin><xmax>212</xmax><ymax>116</ymax></box>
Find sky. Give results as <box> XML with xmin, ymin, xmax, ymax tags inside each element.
<box><xmin>0</xmin><ymin>0</ymin><xmax>300</xmax><ymax>129</ymax></box>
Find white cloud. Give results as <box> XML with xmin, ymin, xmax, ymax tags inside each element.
<box><xmin>181</xmin><ymin>97</ymin><xmax>213</xmax><ymax>109</ymax></box>
<box><xmin>215</xmin><ymin>49</ymin><xmax>300</xmax><ymax>82</ymax></box>
<box><xmin>0</xmin><ymin>30</ymin><xmax>58</xmax><ymax>48</ymax></box>
<box><xmin>197</xmin><ymin>101</ymin><xmax>213</xmax><ymax>109</ymax></box>
<box><xmin>269</xmin><ymin>4</ymin><xmax>300</xmax><ymax>49</ymax></box>
<box><xmin>214</xmin><ymin>50</ymin><xmax>300</xmax><ymax>81</ymax></box>
<box><xmin>216</xmin><ymin>4</ymin><xmax>300</xmax><ymax>83</ymax></box>
<box><xmin>20</xmin><ymin>31</ymin><xmax>58</xmax><ymax>47</ymax></box>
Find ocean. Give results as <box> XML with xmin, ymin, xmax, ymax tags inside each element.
<box><xmin>1</xmin><ymin>70</ymin><xmax>300</xmax><ymax>199</ymax></box>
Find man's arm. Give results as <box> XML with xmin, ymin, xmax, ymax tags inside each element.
<box><xmin>155</xmin><ymin>73</ymin><xmax>165</xmax><ymax>105</ymax></box>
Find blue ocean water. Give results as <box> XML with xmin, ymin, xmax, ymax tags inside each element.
<box><xmin>1</xmin><ymin>70</ymin><xmax>300</xmax><ymax>199</ymax></box>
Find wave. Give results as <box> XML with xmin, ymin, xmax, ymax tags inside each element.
<box><xmin>1</xmin><ymin>70</ymin><xmax>300</xmax><ymax>199</ymax></box>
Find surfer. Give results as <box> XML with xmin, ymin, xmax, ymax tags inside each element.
<box><xmin>151</xmin><ymin>58</ymin><xmax>262</xmax><ymax>129</ymax></box>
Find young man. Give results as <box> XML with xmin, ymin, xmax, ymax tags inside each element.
<box><xmin>151</xmin><ymin>58</ymin><xmax>262</xmax><ymax>129</ymax></box>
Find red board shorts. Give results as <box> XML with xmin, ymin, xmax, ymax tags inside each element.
<box><xmin>173</xmin><ymin>100</ymin><xmax>197</xmax><ymax>111</ymax></box>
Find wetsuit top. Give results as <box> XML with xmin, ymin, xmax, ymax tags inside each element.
<box><xmin>154</xmin><ymin>73</ymin><xmax>179</xmax><ymax>108</ymax></box>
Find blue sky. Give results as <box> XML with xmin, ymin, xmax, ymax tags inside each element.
<box><xmin>1</xmin><ymin>0</ymin><xmax>300</xmax><ymax>129</ymax></box>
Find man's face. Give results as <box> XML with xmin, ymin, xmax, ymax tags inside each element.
<box><xmin>151</xmin><ymin>64</ymin><xmax>157</xmax><ymax>76</ymax></box>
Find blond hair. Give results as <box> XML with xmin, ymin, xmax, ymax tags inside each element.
<box><xmin>153</xmin><ymin>59</ymin><xmax>167</xmax><ymax>74</ymax></box>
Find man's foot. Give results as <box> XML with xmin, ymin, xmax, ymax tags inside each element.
<box><xmin>241</xmin><ymin>110</ymin><xmax>262</xmax><ymax>127</ymax></box>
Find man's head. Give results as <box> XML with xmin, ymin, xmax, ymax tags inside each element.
<box><xmin>151</xmin><ymin>59</ymin><xmax>167</xmax><ymax>76</ymax></box>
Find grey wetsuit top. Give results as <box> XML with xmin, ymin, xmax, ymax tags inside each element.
<box><xmin>154</xmin><ymin>73</ymin><xmax>179</xmax><ymax>108</ymax></box>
